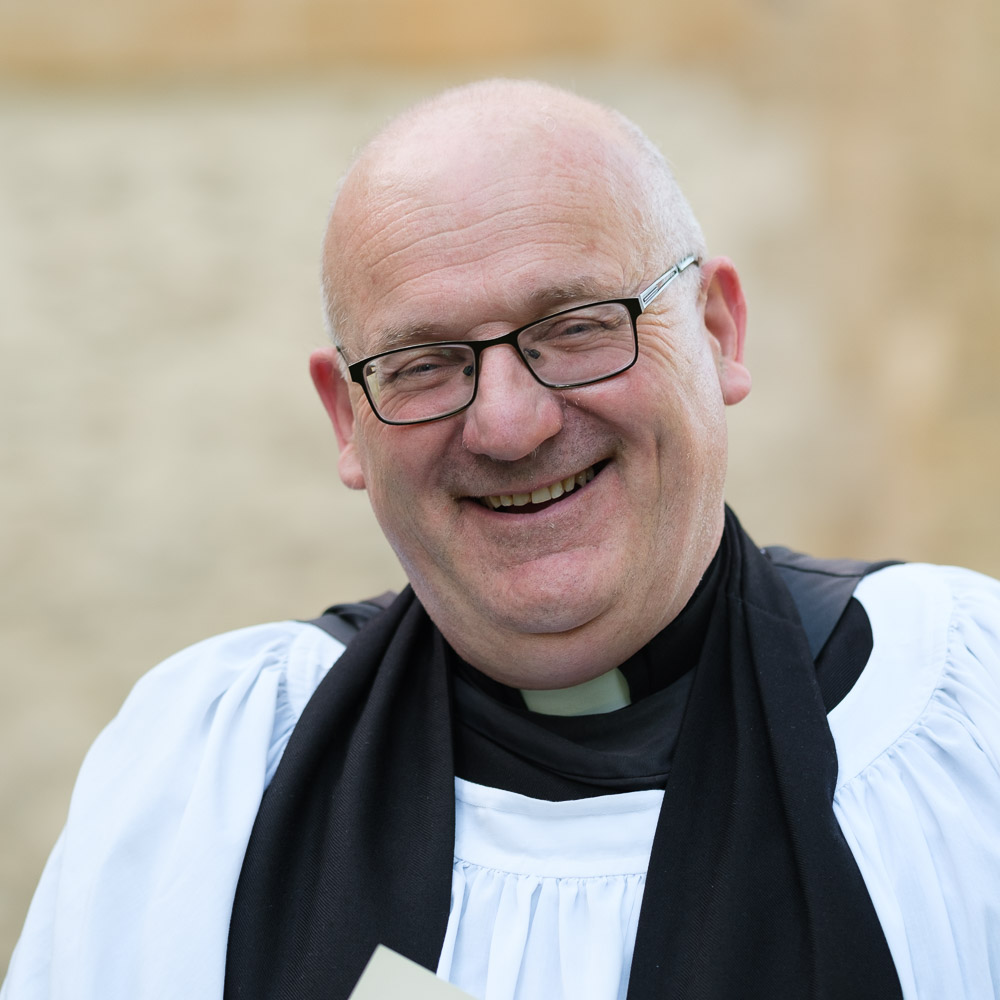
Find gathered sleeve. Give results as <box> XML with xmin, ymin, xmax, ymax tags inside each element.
<box><xmin>830</xmin><ymin>564</ymin><xmax>1000</xmax><ymax>1000</ymax></box>
<box><xmin>2</xmin><ymin>621</ymin><xmax>342</xmax><ymax>1000</ymax></box>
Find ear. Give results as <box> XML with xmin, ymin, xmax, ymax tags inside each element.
<box><xmin>309</xmin><ymin>347</ymin><xmax>366</xmax><ymax>490</ymax></box>
<box><xmin>700</xmin><ymin>256</ymin><xmax>751</xmax><ymax>406</ymax></box>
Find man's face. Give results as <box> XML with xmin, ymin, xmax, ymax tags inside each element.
<box><xmin>314</xmin><ymin>113</ymin><xmax>749</xmax><ymax>687</ymax></box>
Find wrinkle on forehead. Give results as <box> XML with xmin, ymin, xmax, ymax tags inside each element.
<box><xmin>342</xmin><ymin>117</ymin><xmax>643</xmax><ymax>250</ymax></box>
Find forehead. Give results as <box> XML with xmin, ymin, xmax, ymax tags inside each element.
<box><xmin>327</xmin><ymin>112</ymin><xmax>649</xmax><ymax>354</ymax></box>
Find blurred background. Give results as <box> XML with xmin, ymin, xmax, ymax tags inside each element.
<box><xmin>1</xmin><ymin>0</ymin><xmax>997</xmax><ymax>966</ymax></box>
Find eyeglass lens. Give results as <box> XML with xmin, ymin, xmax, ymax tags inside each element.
<box><xmin>362</xmin><ymin>301</ymin><xmax>636</xmax><ymax>424</ymax></box>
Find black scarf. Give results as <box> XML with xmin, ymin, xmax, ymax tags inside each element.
<box><xmin>225</xmin><ymin>510</ymin><xmax>901</xmax><ymax>999</ymax></box>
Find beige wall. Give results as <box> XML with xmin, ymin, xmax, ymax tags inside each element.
<box><xmin>2</xmin><ymin>0</ymin><xmax>998</xmax><ymax>969</ymax></box>
<box><xmin>0</xmin><ymin>2</ymin><xmax>856</xmax><ymax>79</ymax></box>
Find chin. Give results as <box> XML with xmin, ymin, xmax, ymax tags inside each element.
<box><xmin>417</xmin><ymin>573</ymin><xmax>641</xmax><ymax>688</ymax></box>
<box><xmin>494</xmin><ymin>600</ymin><xmax>604</xmax><ymax>637</ymax></box>
<box><xmin>483</xmin><ymin>574</ymin><xmax>616</xmax><ymax>636</ymax></box>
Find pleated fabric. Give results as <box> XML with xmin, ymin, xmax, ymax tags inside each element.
<box><xmin>438</xmin><ymin>778</ymin><xmax>660</xmax><ymax>1000</ymax></box>
<box><xmin>829</xmin><ymin>565</ymin><xmax>1000</xmax><ymax>999</ymax></box>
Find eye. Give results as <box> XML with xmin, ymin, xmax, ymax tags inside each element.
<box><xmin>555</xmin><ymin>317</ymin><xmax>605</xmax><ymax>337</ymax></box>
<box><xmin>524</xmin><ymin>304</ymin><xmax>631</xmax><ymax>350</ymax></box>
<box><xmin>378</xmin><ymin>347</ymin><xmax>469</xmax><ymax>385</ymax></box>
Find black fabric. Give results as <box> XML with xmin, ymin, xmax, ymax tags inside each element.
<box><xmin>307</xmin><ymin>591</ymin><xmax>398</xmax><ymax>645</ymax></box>
<box><xmin>624</xmin><ymin>511</ymin><xmax>900</xmax><ymax>998</ymax></box>
<box><xmin>225</xmin><ymin>510</ymin><xmax>901</xmax><ymax>1000</ymax></box>
<box><xmin>765</xmin><ymin>546</ymin><xmax>898</xmax><ymax>658</ymax></box>
<box><xmin>225</xmin><ymin>592</ymin><xmax>454</xmax><ymax>1000</ymax></box>
<box><xmin>451</xmin><ymin>596</ymin><xmax>874</xmax><ymax>802</ymax></box>
<box><xmin>452</xmin><ymin>666</ymin><xmax>694</xmax><ymax>799</ymax></box>
<box><xmin>815</xmin><ymin>597</ymin><xmax>874</xmax><ymax>710</ymax></box>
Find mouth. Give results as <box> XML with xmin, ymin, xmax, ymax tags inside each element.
<box><xmin>476</xmin><ymin>461</ymin><xmax>606</xmax><ymax>513</ymax></box>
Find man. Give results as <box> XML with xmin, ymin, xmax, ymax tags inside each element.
<box><xmin>4</xmin><ymin>79</ymin><xmax>999</xmax><ymax>1000</ymax></box>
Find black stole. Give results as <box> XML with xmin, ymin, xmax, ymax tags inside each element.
<box><xmin>225</xmin><ymin>510</ymin><xmax>901</xmax><ymax>999</ymax></box>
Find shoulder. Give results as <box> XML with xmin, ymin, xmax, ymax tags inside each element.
<box><xmin>829</xmin><ymin>561</ymin><xmax>1000</xmax><ymax>781</ymax></box>
<box><xmin>2</xmin><ymin>619</ymin><xmax>345</xmax><ymax>1000</ymax></box>
<box><xmin>105</xmin><ymin>620</ymin><xmax>346</xmax><ymax>773</ymax></box>
<box><xmin>69</xmin><ymin>617</ymin><xmax>347</xmax><ymax>867</ymax></box>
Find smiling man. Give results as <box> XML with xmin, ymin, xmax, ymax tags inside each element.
<box><xmin>4</xmin><ymin>80</ymin><xmax>1000</xmax><ymax>1000</ymax></box>
<box><xmin>310</xmin><ymin>85</ymin><xmax>749</xmax><ymax>689</ymax></box>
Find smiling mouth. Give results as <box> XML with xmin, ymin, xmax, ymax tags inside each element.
<box><xmin>476</xmin><ymin>462</ymin><xmax>604</xmax><ymax>512</ymax></box>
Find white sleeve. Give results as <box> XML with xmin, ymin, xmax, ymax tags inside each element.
<box><xmin>2</xmin><ymin>621</ymin><xmax>343</xmax><ymax>1000</ymax></box>
<box><xmin>830</xmin><ymin>564</ymin><xmax>1000</xmax><ymax>1000</ymax></box>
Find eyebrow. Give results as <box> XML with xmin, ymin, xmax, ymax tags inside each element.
<box><xmin>520</xmin><ymin>276</ymin><xmax>614</xmax><ymax>314</ymax></box>
<box><xmin>369</xmin><ymin>321</ymin><xmax>446</xmax><ymax>355</ymax></box>
<box><xmin>368</xmin><ymin>276</ymin><xmax>620</xmax><ymax>356</ymax></box>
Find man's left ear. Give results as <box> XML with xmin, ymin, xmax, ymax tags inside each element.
<box><xmin>700</xmin><ymin>256</ymin><xmax>751</xmax><ymax>406</ymax></box>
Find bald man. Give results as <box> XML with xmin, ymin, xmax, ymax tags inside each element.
<box><xmin>5</xmin><ymin>81</ymin><xmax>1000</xmax><ymax>1000</ymax></box>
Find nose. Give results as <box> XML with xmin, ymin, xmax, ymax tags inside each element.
<box><xmin>461</xmin><ymin>344</ymin><xmax>563</xmax><ymax>461</ymax></box>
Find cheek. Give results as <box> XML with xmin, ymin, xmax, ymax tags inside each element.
<box><xmin>640</xmin><ymin>336</ymin><xmax>727</xmax><ymax>433</ymax></box>
<box><xmin>354</xmin><ymin>420</ymin><xmax>445</xmax><ymax>517</ymax></box>
<box><xmin>609</xmin><ymin>361</ymin><xmax>729</xmax><ymax>507</ymax></box>
<box><xmin>352</xmin><ymin>419</ymin><xmax>408</xmax><ymax>513</ymax></box>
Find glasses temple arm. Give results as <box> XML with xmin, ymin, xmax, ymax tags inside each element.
<box><xmin>637</xmin><ymin>254</ymin><xmax>699</xmax><ymax>310</ymax></box>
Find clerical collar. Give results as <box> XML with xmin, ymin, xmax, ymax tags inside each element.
<box><xmin>520</xmin><ymin>668</ymin><xmax>632</xmax><ymax>715</ymax></box>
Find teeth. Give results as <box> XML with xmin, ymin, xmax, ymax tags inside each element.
<box><xmin>481</xmin><ymin>465</ymin><xmax>598</xmax><ymax>511</ymax></box>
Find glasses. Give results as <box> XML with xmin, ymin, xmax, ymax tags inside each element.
<box><xmin>341</xmin><ymin>254</ymin><xmax>700</xmax><ymax>426</ymax></box>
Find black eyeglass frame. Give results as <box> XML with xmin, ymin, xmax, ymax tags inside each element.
<box><xmin>340</xmin><ymin>253</ymin><xmax>700</xmax><ymax>426</ymax></box>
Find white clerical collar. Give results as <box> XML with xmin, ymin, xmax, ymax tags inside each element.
<box><xmin>520</xmin><ymin>668</ymin><xmax>631</xmax><ymax>716</ymax></box>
